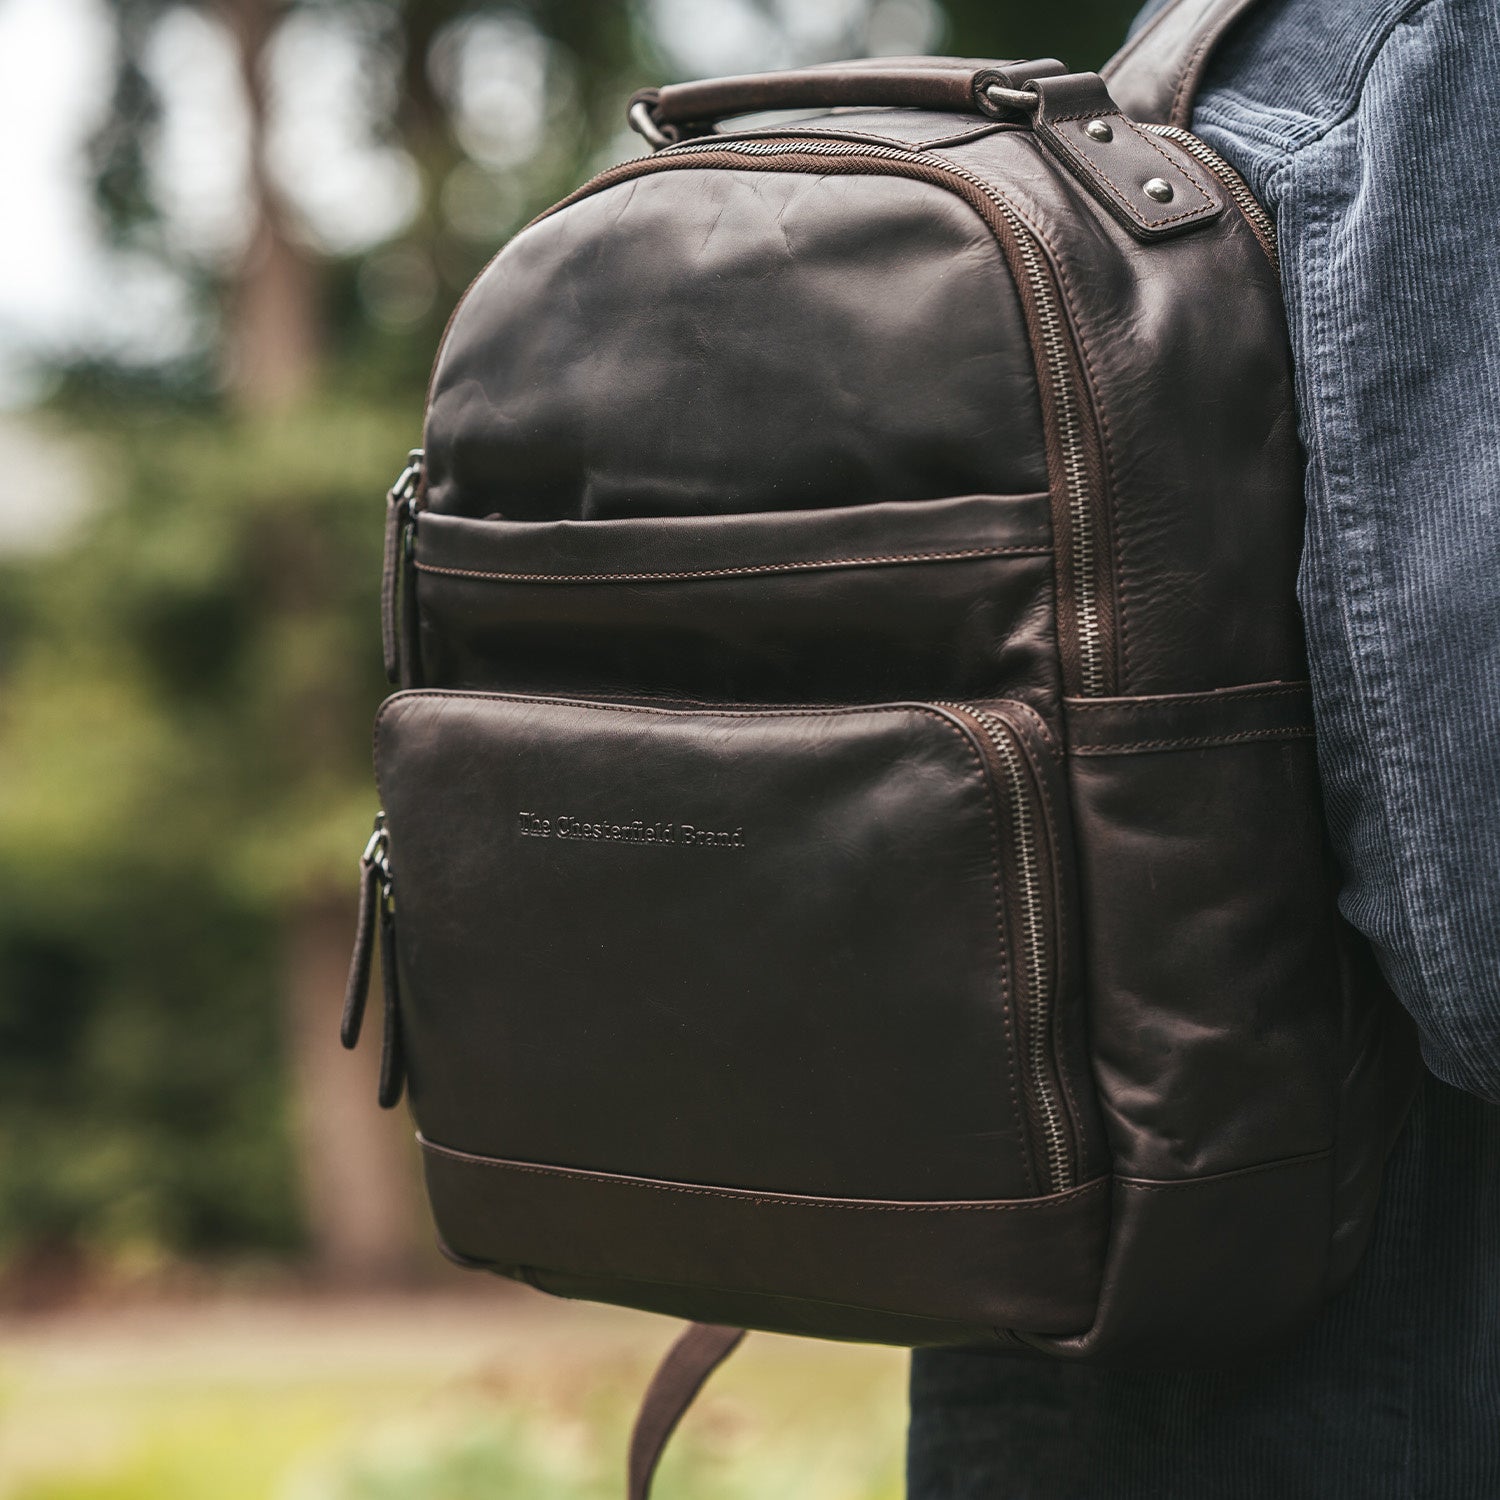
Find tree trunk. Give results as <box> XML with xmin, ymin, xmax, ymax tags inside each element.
<box><xmin>219</xmin><ymin>0</ymin><xmax>320</xmax><ymax>412</ymax></box>
<box><xmin>218</xmin><ymin>0</ymin><xmax>422</xmax><ymax>1281</ymax></box>
<box><xmin>283</xmin><ymin>896</ymin><xmax>423</xmax><ymax>1283</ymax></box>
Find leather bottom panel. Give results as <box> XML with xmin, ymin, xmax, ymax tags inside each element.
<box><xmin>520</xmin><ymin>1269</ymin><xmax>1010</xmax><ymax>1348</ymax></box>
<box><xmin>420</xmin><ymin>1137</ymin><xmax>1109</xmax><ymax>1339</ymax></box>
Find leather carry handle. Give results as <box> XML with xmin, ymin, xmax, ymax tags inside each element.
<box><xmin>629</xmin><ymin>57</ymin><xmax>1066</xmax><ymax>147</ymax></box>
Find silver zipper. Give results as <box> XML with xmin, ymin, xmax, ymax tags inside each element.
<box><xmin>663</xmin><ymin>137</ymin><xmax>1108</xmax><ymax>695</ymax></box>
<box><xmin>1144</xmin><ymin>125</ymin><xmax>1278</xmax><ymax>267</ymax></box>
<box><xmin>363</xmin><ymin>812</ymin><xmax>394</xmax><ymax>907</ymax></box>
<box><xmin>392</xmin><ymin>447</ymin><xmax>425</xmax><ymax>510</ymax></box>
<box><xmin>939</xmin><ymin>702</ymin><xmax>1072</xmax><ymax>1193</ymax></box>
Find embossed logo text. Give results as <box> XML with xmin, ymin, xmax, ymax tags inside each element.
<box><xmin>518</xmin><ymin>812</ymin><xmax>746</xmax><ymax>850</ymax></box>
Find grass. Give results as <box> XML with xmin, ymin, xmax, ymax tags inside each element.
<box><xmin>0</xmin><ymin>1288</ymin><xmax>908</xmax><ymax>1500</ymax></box>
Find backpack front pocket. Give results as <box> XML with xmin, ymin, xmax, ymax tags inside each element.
<box><xmin>405</xmin><ymin>493</ymin><xmax>1060</xmax><ymax>707</ymax></box>
<box><xmin>367</xmin><ymin>689</ymin><xmax>1104</xmax><ymax>1336</ymax></box>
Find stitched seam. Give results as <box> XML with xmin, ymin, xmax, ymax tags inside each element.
<box><xmin>1122</xmin><ymin>115</ymin><xmax>1216</xmax><ymax>213</ymax></box>
<box><xmin>378</xmin><ymin>690</ymin><xmax>1030</xmax><ymax>732</ymax></box>
<box><xmin>736</xmin><ymin>125</ymin><xmax>1009</xmax><ymax>153</ymax></box>
<box><xmin>1118</xmin><ymin>1146</ymin><xmax>1331</xmax><ymax>1192</ymax></box>
<box><xmin>723</xmin><ymin>127</ymin><xmax>922</xmax><ymax>151</ymax></box>
<box><xmin>1065</xmin><ymin>683</ymin><xmax>1310</xmax><ymax>711</ymax></box>
<box><xmin>912</xmin><ymin>123</ymin><xmax>1013</xmax><ymax>150</ymax></box>
<box><xmin>996</xmin><ymin>699</ymin><xmax>1063</xmax><ymax>762</ymax></box>
<box><xmin>413</xmin><ymin>544</ymin><xmax>1049</xmax><ymax>584</ymax></box>
<box><xmin>374</xmin><ymin>693</ymin><xmax>987</xmax><ymax>794</ymax></box>
<box><xmin>1046</xmin><ymin>110</ymin><xmax>1215</xmax><ymax>227</ymax></box>
<box><xmin>420</xmin><ymin>1138</ymin><xmax>1111</xmax><ymax>1212</ymax></box>
<box><xmin>1046</xmin><ymin>110</ymin><xmax>1214</xmax><ymax>220</ymax></box>
<box><xmin>1281</xmin><ymin>115</ymin><xmax>1451</xmax><ymax>1069</ymax></box>
<box><xmin>1070</xmin><ymin>726</ymin><xmax>1313</xmax><ymax>754</ymax></box>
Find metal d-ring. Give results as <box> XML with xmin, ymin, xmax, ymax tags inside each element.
<box><xmin>628</xmin><ymin>98</ymin><xmax>678</xmax><ymax>151</ymax></box>
<box><xmin>975</xmin><ymin>79</ymin><xmax>1041</xmax><ymax>118</ymax></box>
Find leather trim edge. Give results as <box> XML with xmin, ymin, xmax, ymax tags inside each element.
<box><xmin>1065</xmin><ymin>679</ymin><xmax>1312</xmax><ymax>754</ymax></box>
<box><xmin>417</xmin><ymin>1135</ymin><xmax>1111</xmax><ymax>1214</ymax></box>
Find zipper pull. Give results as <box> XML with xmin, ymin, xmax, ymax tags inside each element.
<box><xmin>382</xmin><ymin>449</ymin><xmax>424</xmax><ymax>685</ymax></box>
<box><xmin>341</xmin><ymin>813</ymin><xmax>407</xmax><ymax>1109</ymax></box>
<box><xmin>375</xmin><ymin>855</ymin><xmax>406</xmax><ymax>1110</ymax></box>
<box><xmin>342</xmin><ymin>814</ymin><xmax>389</xmax><ymax>1050</ymax></box>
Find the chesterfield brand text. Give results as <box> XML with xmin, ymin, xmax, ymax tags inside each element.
<box><xmin>518</xmin><ymin>812</ymin><xmax>745</xmax><ymax>849</ymax></box>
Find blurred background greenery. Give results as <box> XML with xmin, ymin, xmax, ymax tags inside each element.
<box><xmin>0</xmin><ymin>0</ymin><xmax>1135</xmax><ymax>1494</ymax></box>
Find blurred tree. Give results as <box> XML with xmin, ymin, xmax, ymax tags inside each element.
<box><xmin>219</xmin><ymin>0</ymin><xmax>412</xmax><ymax>1283</ymax></box>
<box><xmin>0</xmin><ymin>400</ymin><xmax>424</xmax><ymax>1282</ymax></box>
<box><xmin>220</xmin><ymin>0</ymin><xmax>324</xmax><ymax>408</ymax></box>
<box><xmin>0</xmin><ymin>0</ymin><xmax>1135</xmax><ymax>1282</ymax></box>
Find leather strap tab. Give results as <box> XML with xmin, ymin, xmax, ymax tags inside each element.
<box><xmin>1102</xmin><ymin>0</ymin><xmax>1265</xmax><ymax>126</ymax></box>
<box><xmin>627</xmin><ymin>1323</ymin><xmax>746</xmax><ymax>1500</ymax></box>
<box><xmin>1030</xmin><ymin>73</ymin><xmax>1223</xmax><ymax>239</ymax></box>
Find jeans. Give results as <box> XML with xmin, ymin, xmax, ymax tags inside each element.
<box><xmin>909</xmin><ymin>0</ymin><xmax>1500</xmax><ymax>1492</ymax></box>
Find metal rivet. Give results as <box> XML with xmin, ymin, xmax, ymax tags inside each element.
<box><xmin>1143</xmin><ymin>177</ymin><xmax>1175</xmax><ymax>203</ymax></box>
<box><xmin>1084</xmin><ymin>119</ymin><xmax>1113</xmax><ymax>142</ymax></box>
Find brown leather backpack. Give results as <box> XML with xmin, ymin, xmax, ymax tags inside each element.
<box><xmin>343</xmin><ymin>1</ymin><xmax>1419</xmax><ymax>1491</ymax></box>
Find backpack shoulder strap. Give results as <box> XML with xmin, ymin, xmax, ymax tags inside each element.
<box><xmin>1102</xmin><ymin>0</ymin><xmax>1266</xmax><ymax>126</ymax></box>
<box><xmin>628</xmin><ymin>1323</ymin><xmax>746</xmax><ymax>1500</ymax></box>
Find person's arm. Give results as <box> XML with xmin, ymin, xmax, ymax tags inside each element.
<box><xmin>1196</xmin><ymin>0</ymin><xmax>1500</xmax><ymax>1102</ymax></box>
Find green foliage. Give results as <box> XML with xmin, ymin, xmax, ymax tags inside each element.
<box><xmin>0</xmin><ymin>405</ymin><xmax>404</xmax><ymax>1260</ymax></box>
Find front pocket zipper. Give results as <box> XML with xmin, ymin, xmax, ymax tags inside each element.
<box><xmin>346</xmin><ymin>692</ymin><xmax>1083</xmax><ymax>1202</ymax></box>
<box><xmin>937</xmin><ymin>702</ymin><xmax>1075</xmax><ymax>1194</ymax></box>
